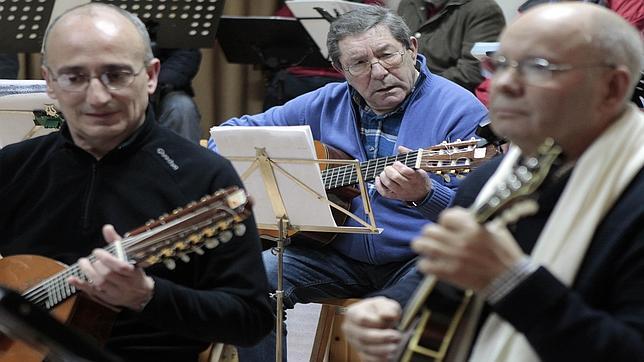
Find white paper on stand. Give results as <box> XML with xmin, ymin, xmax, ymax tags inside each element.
<box><xmin>211</xmin><ymin>126</ymin><xmax>337</xmax><ymax>229</ymax></box>
<box><xmin>471</xmin><ymin>42</ymin><xmax>500</xmax><ymax>61</ymax></box>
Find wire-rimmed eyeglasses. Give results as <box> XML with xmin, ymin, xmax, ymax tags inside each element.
<box><xmin>341</xmin><ymin>49</ymin><xmax>407</xmax><ymax>77</ymax></box>
<box><xmin>481</xmin><ymin>55</ymin><xmax>615</xmax><ymax>84</ymax></box>
<box><xmin>48</xmin><ymin>64</ymin><xmax>147</xmax><ymax>92</ymax></box>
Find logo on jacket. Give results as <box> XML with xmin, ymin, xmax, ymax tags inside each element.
<box><xmin>156</xmin><ymin>148</ymin><xmax>179</xmax><ymax>171</ymax></box>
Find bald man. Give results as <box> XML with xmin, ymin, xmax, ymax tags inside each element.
<box><xmin>0</xmin><ymin>4</ymin><xmax>272</xmax><ymax>361</ymax></box>
<box><xmin>341</xmin><ymin>3</ymin><xmax>644</xmax><ymax>362</ymax></box>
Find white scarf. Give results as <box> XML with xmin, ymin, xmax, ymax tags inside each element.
<box><xmin>468</xmin><ymin>104</ymin><xmax>644</xmax><ymax>362</ymax></box>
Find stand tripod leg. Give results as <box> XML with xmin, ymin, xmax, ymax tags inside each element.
<box><xmin>274</xmin><ymin>217</ymin><xmax>289</xmax><ymax>362</ymax></box>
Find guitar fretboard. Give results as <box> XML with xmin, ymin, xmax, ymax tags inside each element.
<box><xmin>18</xmin><ymin>188</ymin><xmax>246</xmax><ymax>312</ymax></box>
<box><xmin>321</xmin><ymin>151</ymin><xmax>421</xmax><ymax>190</ymax></box>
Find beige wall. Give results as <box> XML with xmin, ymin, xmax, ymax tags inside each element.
<box><xmin>193</xmin><ymin>0</ymin><xmax>280</xmax><ymax>138</ymax></box>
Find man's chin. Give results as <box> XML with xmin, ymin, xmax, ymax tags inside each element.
<box><xmin>369</xmin><ymin>93</ymin><xmax>405</xmax><ymax>112</ymax></box>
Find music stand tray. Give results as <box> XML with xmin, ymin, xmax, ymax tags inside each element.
<box><xmin>216</xmin><ymin>16</ymin><xmax>330</xmax><ymax>69</ymax></box>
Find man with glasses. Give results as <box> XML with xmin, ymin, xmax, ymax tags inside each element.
<box><xmin>209</xmin><ymin>5</ymin><xmax>488</xmax><ymax>361</ymax></box>
<box><xmin>342</xmin><ymin>3</ymin><xmax>644</xmax><ymax>362</ymax></box>
<box><xmin>0</xmin><ymin>3</ymin><xmax>273</xmax><ymax>361</ymax></box>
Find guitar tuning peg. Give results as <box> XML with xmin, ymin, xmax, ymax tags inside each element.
<box><xmin>219</xmin><ymin>230</ymin><xmax>233</xmax><ymax>243</ymax></box>
<box><xmin>186</xmin><ymin>201</ymin><xmax>197</xmax><ymax>208</ymax></box>
<box><xmin>202</xmin><ymin>227</ymin><xmax>216</xmax><ymax>238</ymax></box>
<box><xmin>164</xmin><ymin>258</ymin><xmax>176</xmax><ymax>270</ymax></box>
<box><xmin>158</xmin><ymin>213</ymin><xmax>169</xmax><ymax>223</ymax></box>
<box><xmin>187</xmin><ymin>234</ymin><xmax>201</xmax><ymax>245</ymax></box>
<box><xmin>193</xmin><ymin>246</ymin><xmax>205</xmax><ymax>255</ymax></box>
<box><xmin>204</xmin><ymin>238</ymin><xmax>220</xmax><ymax>249</ymax></box>
<box><xmin>172</xmin><ymin>207</ymin><xmax>182</xmax><ymax>215</ymax></box>
<box><xmin>145</xmin><ymin>219</ymin><xmax>155</xmax><ymax>227</ymax></box>
<box><xmin>234</xmin><ymin>223</ymin><xmax>246</xmax><ymax>236</ymax></box>
<box><xmin>178</xmin><ymin>253</ymin><xmax>190</xmax><ymax>263</ymax></box>
<box><xmin>442</xmin><ymin>174</ymin><xmax>451</xmax><ymax>183</ymax></box>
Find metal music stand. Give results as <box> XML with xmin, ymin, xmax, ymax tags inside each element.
<box><xmin>0</xmin><ymin>0</ymin><xmax>225</xmax><ymax>52</ymax></box>
<box><xmin>212</xmin><ymin>126</ymin><xmax>380</xmax><ymax>362</ymax></box>
<box><xmin>92</xmin><ymin>0</ymin><xmax>225</xmax><ymax>48</ymax></box>
<box><xmin>216</xmin><ymin>16</ymin><xmax>330</xmax><ymax>69</ymax></box>
<box><xmin>0</xmin><ymin>286</ymin><xmax>122</xmax><ymax>362</ymax></box>
<box><xmin>0</xmin><ymin>0</ymin><xmax>56</xmax><ymax>52</ymax></box>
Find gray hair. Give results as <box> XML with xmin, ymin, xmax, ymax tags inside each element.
<box><xmin>587</xmin><ymin>9</ymin><xmax>643</xmax><ymax>100</ymax></box>
<box><xmin>41</xmin><ymin>3</ymin><xmax>154</xmax><ymax>67</ymax></box>
<box><xmin>326</xmin><ymin>5</ymin><xmax>412</xmax><ymax>68</ymax></box>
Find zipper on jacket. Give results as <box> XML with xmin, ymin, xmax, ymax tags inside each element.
<box><xmin>81</xmin><ymin>162</ymin><xmax>97</xmax><ymax>230</ymax></box>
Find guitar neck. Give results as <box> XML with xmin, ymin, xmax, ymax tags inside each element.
<box><xmin>321</xmin><ymin>151</ymin><xmax>421</xmax><ymax>190</ymax></box>
<box><xmin>319</xmin><ymin>141</ymin><xmax>495</xmax><ymax>190</ymax></box>
<box><xmin>19</xmin><ymin>187</ymin><xmax>248</xmax><ymax>311</ymax></box>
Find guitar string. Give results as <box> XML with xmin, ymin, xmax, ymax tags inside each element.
<box><xmin>23</xmin><ymin>201</ymin><xmax>236</xmax><ymax>308</ymax></box>
<box><xmin>23</xmin><ymin>208</ymin><xmax>224</xmax><ymax>306</ymax></box>
<box><xmin>321</xmin><ymin>148</ymin><xmax>474</xmax><ymax>189</ymax></box>
<box><xmin>321</xmin><ymin>151</ymin><xmax>420</xmax><ymax>189</ymax></box>
<box><xmin>24</xmin><ymin>216</ymin><xmax>220</xmax><ymax>307</ymax></box>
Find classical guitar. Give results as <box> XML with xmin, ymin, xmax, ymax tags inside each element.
<box><xmin>0</xmin><ymin>186</ymin><xmax>251</xmax><ymax>362</ymax></box>
<box><xmin>260</xmin><ymin>139</ymin><xmax>499</xmax><ymax>244</ymax></box>
<box><xmin>394</xmin><ymin>139</ymin><xmax>563</xmax><ymax>362</ymax></box>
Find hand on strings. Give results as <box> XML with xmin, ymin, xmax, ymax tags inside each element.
<box><xmin>68</xmin><ymin>224</ymin><xmax>155</xmax><ymax>311</ymax></box>
<box><xmin>376</xmin><ymin>146</ymin><xmax>431</xmax><ymax>202</ymax></box>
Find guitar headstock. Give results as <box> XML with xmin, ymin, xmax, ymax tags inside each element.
<box><xmin>122</xmin><ymin>186</ymin><xmax>252</xmax><ymax>269</ymax></box>
<box><xmin>474</xmin><ymin>138</ymin><xmax>563</xmax><ymax>223</ymax></box>
<box><xmin>417</xmin><ymin>138</ymin><xmax>499</xmax><ymax>177</ymax></box>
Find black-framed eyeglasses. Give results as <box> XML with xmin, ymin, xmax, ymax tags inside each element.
<box><xmin>342</xmin><ymin>49</ymin><xmax>407</xmax><ymax>77</ymax></box>
<box><xmin>48</xmin><ymin>64</ymin><xmax>147</xmax><ymax>92</ymax></box>
<box><xmin>481</xmin><ymin>55</ymin><xmax>615</xmax><ymax>84</ymax></box>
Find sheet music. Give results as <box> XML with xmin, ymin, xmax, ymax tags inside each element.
<box><xmin>286</xmin><ymin>0</ymin><xmax>371</xmax><ymax>59</ymax></box>
<box><xmin>211</xmin><ymin>126</ymin><xmax>337</xmax><ymax>228</ymax></box>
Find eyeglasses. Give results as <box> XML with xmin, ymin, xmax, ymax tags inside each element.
<box><xmin>48</xmin><ymin>64</ymin><xmax>147</xmax><ymax>92</ymax></box>
<box><xmin>481</xmin><ymin>55</ymin><xmax>615</xmax><ymax>84</ymax></box>
<box><xmin>342</xmin><ymin>49</ymin><xmax>407</xmax><ymax>77</ymax></box>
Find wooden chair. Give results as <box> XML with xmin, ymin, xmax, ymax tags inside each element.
<box><xmin>310</xmin><ymin>298</ymin><xmax>361</xmax><ymax>362</ymax></box>
<box><xmin>199</xmin><ymin>343</ymin><xmax>238</xmax><ymax>362</ymax></box>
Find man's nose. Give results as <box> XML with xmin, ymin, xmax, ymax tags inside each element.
<box><xmin>370</xmin><ymin>61</ymin><xmax>389</xmax><ymax>79</ymax></box>
<box><xmin>491</xmin><ymin>67</ymin><xmax>523</xmax><ymax>96</ymax></box>
<box><xmin>85</xmin><ymin>77</ymin><xmax>112</xmax><ymax>104</ymax></box>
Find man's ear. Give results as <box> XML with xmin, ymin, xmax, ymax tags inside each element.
<box><xmin>41</xmin><ymin>65</ymin><xmax>57</xmax><ymax>100</ymax></box>
<box><xmin>145</xmin><ymin>58</ymin><xmax>161</xmax><ymax>95</ymax></box>
<box><xmin>601</xmin><ymin>65</ymin><xmax>631</xmax><ymax>111</ymax></box>
<box><xmin>409</xmin><ymin>36</ymin><xmax>419</xmax><ymax>62</ymax></box>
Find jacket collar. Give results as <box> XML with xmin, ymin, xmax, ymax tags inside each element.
<box><xmin>58</xmin><ymin>107</ymin><xmax>156</xmax><ymax>160</ymax></box>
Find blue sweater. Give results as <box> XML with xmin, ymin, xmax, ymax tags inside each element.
<box><xmin>211</xmin><ymin>55</ymin><xmax>488</xmax><ymax>264</ymax></box>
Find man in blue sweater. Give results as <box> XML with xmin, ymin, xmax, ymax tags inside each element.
<box><xmin>209</xmin><ymin>5</ymin><xmax>487</xmax><ymax>360</ymax></box>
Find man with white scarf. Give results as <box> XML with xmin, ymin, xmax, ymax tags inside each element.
<box><xmin>341</xmin><ymin>2</ymin><xmax>644</xmax><ymax>362</ymax></box>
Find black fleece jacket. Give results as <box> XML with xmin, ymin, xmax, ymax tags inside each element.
<box><xmin>0</xmin><ymin>109</ymin><xmax>273</xmax><ymax>361</ymax></box>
